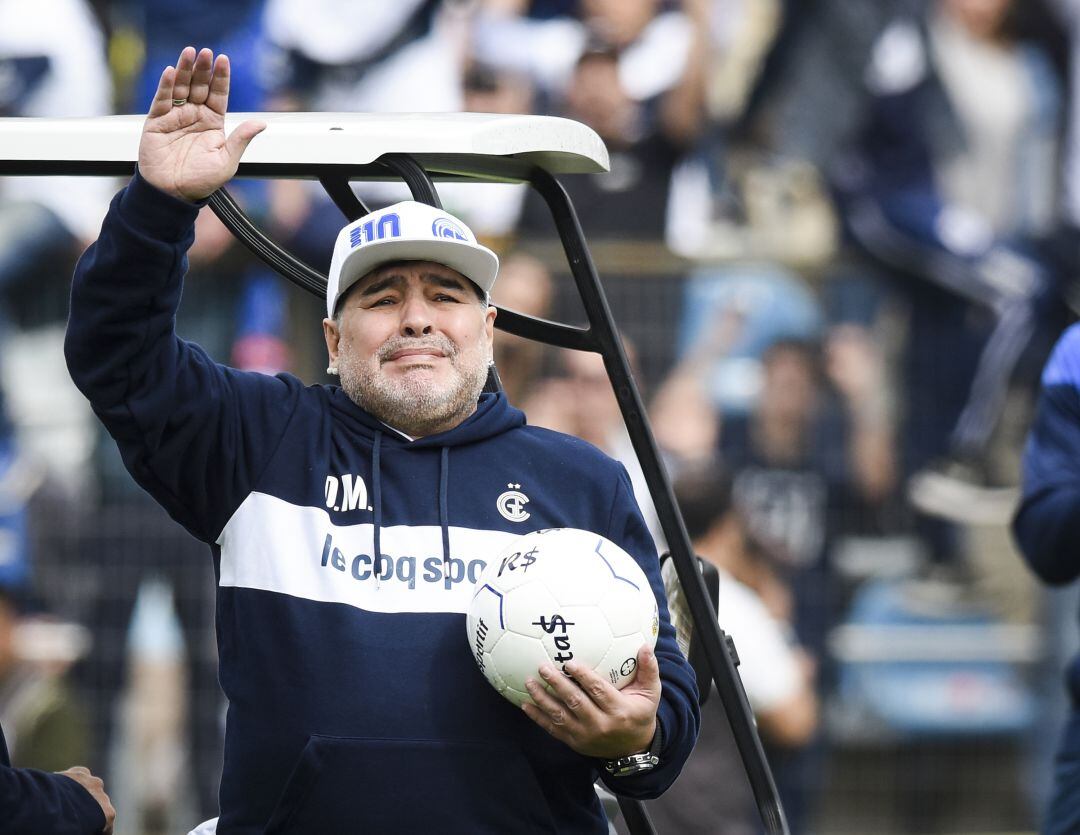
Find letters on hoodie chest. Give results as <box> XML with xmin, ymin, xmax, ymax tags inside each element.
<box><xmin>215</xmin><ymin>443</ymin><xmax>583</xmax><ymax>616</ymax></box>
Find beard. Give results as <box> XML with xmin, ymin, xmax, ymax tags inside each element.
<box><xmin>337</xmin><ymin>333</ymin><xmax>489</xmax><ymax>437</ymax></box>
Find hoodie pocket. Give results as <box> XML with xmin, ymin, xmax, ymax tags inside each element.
<box><xmin>263</xmin><ymin>735</ymin><xmax>559</xmax><ymax>834</ymax></box>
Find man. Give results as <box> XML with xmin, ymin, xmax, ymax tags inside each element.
<box><xmin>63</xmin><ymin>47</ymin><xmax>698</xmax><ymax>834</ymax></box>
<box><xmin>1</xmin><ymin>723</ymin><xmax>115</xmax><ymax>834</ymax></box>
<box><xmin>1013</xmin><ymin>323</ymin><xmax>1080</xmax><ymax>835</ymax></box>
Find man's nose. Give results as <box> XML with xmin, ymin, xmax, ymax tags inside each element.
<box><xmin>399</xmin><ymin>295</ymin><xmax>434</xmax><ymax>336</ymax></box>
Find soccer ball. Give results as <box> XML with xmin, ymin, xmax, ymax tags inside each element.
<box><xmin>466</xmin><ymin>527</ymin><xmax>660</xmax><ymax>707</ymax></box>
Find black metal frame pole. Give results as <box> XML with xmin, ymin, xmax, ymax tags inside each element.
<box><xmin>528</xmin><ymin>167</ymin><xmax>789</xmax><ymax>835</ymax></box>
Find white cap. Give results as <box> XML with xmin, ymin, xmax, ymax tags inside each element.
<box><xmin>326</xmin><ymin>201</ymin><xmax>500</xmax><ymax>317</ymax></box>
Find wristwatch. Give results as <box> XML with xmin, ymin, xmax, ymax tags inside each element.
<box><xmin>603</xmin><ymin>723</ymin><xmax>663</xmax><ymax>778</ymax></box>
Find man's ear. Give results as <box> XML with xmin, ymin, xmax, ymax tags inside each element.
<box><xmin>323</xmin><ymin>317</ymin><xmax>340</xmax><ymax>368</ymax></box>
<box><xmin>484</xmin><ymin>305</ymin><xmax>497</xmax><ymax>361</ymax></box>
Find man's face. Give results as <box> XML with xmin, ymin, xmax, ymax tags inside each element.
<box><xmin>323</xmin><ymin>261</ymin><xmax>496</xmax><ymax>437</ymax></box>
<box><xmin>761</xmin><ymin>348</ymin><xmax>818</xmax><ymax>426</ymax></box>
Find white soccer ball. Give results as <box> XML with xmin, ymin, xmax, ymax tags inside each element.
<box><xmin>466</xmin><ymin>527</ymin><xmax>660</xmax><ymax>707</ymax></box>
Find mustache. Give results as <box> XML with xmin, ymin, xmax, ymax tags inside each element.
<box><xmin>377</xmin><ymin>335</ymin><xmax>457</xmax><ymax>363</ymax></box>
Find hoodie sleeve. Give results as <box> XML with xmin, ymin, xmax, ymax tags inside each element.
<box><xmin>0</xmin><ymin>766</ymin><xmax>106</xmax><ymax>835</ymax></box>
<box><xmin>599</xmin><ymin>467</ymin><xmax>699</xmax><ymax>799</ymax></box>
<box><xmin>1013</xmin><ymin>324</ymin><xmax>1080</xmax><ymax>585</ymax></box>
<box><xmin>64</xmin><ymin>170</ymin><xmax>302</xmax><ymax>543</ymax></box>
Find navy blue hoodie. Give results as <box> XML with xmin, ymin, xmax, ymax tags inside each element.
<box><xmin>64</xmin><ymin>172</ymin><xmax>699</xmax><ymax>834</ymax></box>
<box><xmin>1014</xmin><ymin>324</ymin><xmax>1080</xmax><ymax>703</ymax></box>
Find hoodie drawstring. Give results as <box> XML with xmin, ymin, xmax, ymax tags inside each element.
<box><xmin>439</xmin><ymin>446</ymin><xmax>450</xmax><ymax>572</ymax></box>
<box><xmin>372</xmin><ymin>430</ymin><xmax>383</xmax><ymax>590</ymax></box>
<box><xmin>370</xmin><ymin>431</ymin><xmax>449</xmax><ymax>586</ymax></box>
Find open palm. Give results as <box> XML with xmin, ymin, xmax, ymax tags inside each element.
<box><xmin>139</xmin><ymin>47</ymin><xmax>264</xmax><ymax>202</ymax></box>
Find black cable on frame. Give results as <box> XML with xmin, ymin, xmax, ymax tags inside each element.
<box><xmin>207</xmin><ymin>188</ymin><xmax>328</xmax><ymax>298</ymax></box>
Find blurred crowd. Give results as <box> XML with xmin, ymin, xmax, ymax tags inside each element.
<box><xmin>1</xmin><ymin>0</ymin><xmax>1078</xmax><ymax>832</ymax></box>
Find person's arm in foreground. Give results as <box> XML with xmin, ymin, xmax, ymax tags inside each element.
<box><xmin>0</xmin><ymin>755</ymin><xmax>114</xmax><ymax>835</ymax></box>
<box><xmin>1013</xmin><ymin>324</ymin><xmax>1080</xmax><ymax>584</ymax></box>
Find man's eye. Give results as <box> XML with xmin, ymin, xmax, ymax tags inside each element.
<box><xmin>435</xmin><ymin>294</ymin><xmax>460</xmax><ymax>303</ymax></box>
<box><xmin>371</xmin><ymin>297</ymin><xmax>397</xmax><ymax>307</ymax></box>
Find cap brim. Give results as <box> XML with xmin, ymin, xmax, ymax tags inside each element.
<box><xmin>335</xmin><ymin>237</ymin><xmax>499</xmax><ymax>312</ymax></box>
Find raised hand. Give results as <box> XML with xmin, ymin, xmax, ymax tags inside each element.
<box><xmin>521</xmin><ymin>644</ymin><xmax>661</xmax><ymax>760</ymax></box>
<box><xmin>139</xmin><ymin>46</ymin><xmax>265</xmax><ymax>202</ymax></box>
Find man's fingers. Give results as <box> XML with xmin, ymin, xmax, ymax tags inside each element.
<box><xmin>537</xmin><ymin>663</ymin><xmax>605</xmax><ymax>719</ymax></box>
<box><xmin>147</xmin><ymin>66</ymin><xmax>176</xmax><ymax>118</ymax></box>
<box><xmin>170</xmin><ymin>46</ymin><xmax>197</xmax><ymax>104</ymax></box>
<box><xmin>521</xmin><ymin>699</ymin><xmax>570</xmax><ymax>745</ymax></box>
<box><xmin>206</xmin><ymin>54</ymin><xmax>232</xmax><ymax>115</ymax></box>
<box><xmin>522</xmin><ymin>677</ymin><xmax>583</xmax><ymax>749</ymax></box>
<box><xmin>187</xmin><ymin>48</ymin><xmax>215</xmax><ymax>106</ymax></box>
<box><xmin>630</xmin><ymin>645</ymin><xmax>662</xmax><ymax>696</ymax></box>
<box><xmin>524</xmin><ymin>675</ymin><xmax>574</xmax><ymax>725</ymax></box>
<box><xmin>563</xmin><ymin>660</ymin><xmax>619</xmax><ymax>710</ymax></box>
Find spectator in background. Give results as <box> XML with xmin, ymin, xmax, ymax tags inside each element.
<box><xmin>0</xmin><ymin>0</ymin><xmax>115</xmax><ymax>601</ymax></box>
<box><xmin>664</xmin><ymin>0</ymin><xmax>836</xmax><ymax>266</ymax></box>
<box><xmin>817</xmin><ymin>0</ymin><xmax>1064</xmax><ymax>520</ymax></box>
<box><xmin>0</xmin><ymin>0</ymin><xmax>114</xmax><ymax>264</ymax></box>
<box><xmin>262</xmin><ymin>0</ymin><xmax>455</xmax><ymax>114</ymax></box>
<box><xmin>523</xmin><ymin>344</ymin><xmax>664</xmax><ymax>549</ymax></box>
<box><xmin>489</xmin><ymin>252</ymin><xmax>555</xmax><ymax>405</ymax></box>
<box><xmin>473</xmin><ymin>0</ymin><xmax>705</xmax><ymax>140</ymax></box>
<box><xmin>717</xmin><ymin>334</ymin><xmax>893</xmax><ymax>830</ymax></box>
<box><xmin>512</xmin><ymin>0</ymin><xmax>707</xmax><ymax>242</ymax></box>
<box><xmin>722</xmin><ymin>337</ymin><xmax>894</xmax><ymax>651</ymax></box>
<box><xmin>656</xmin><ymin>264</ymin><xmax>824</xmax><ymax>426</ymax></box>
<box><xmin>508</xmin><ymin>4</ymin><xmax>707</xmax><ymax>392</ymax></box>
<box><xmin>648</xmin><ymin>360</ymin><xmax>720</xmax><ymax>468</ymax></box>
<box><xmin>648</xmin><ymin>459</ymin><xmax>818</xmax><ymax>834</ymax></box>
<box><xmin>261</xmin><ymin>0</ymin><xmax>463</xmax><ymax>227</ymax></box>
<box><xmin>0</xmin><ymin>587</ymin><xmax>89</xmax><ymax>775</ymax></box>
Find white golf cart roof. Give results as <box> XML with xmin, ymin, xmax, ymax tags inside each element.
<box><xmin>0</xmin><ymin>112</ymin><xmax>609</xmax><ymax>179</ymax></box>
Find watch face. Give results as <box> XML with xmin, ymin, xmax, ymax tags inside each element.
<box><xmin>605</xmin><ymin>753</ymin><xmax>659</xmax><ymax>777</ymax></box>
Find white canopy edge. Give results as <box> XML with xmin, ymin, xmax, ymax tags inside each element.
<box><xmin>0</xmin><ymin>112</ymin><xmax>609</xmax><ymax>176</ymax></box>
